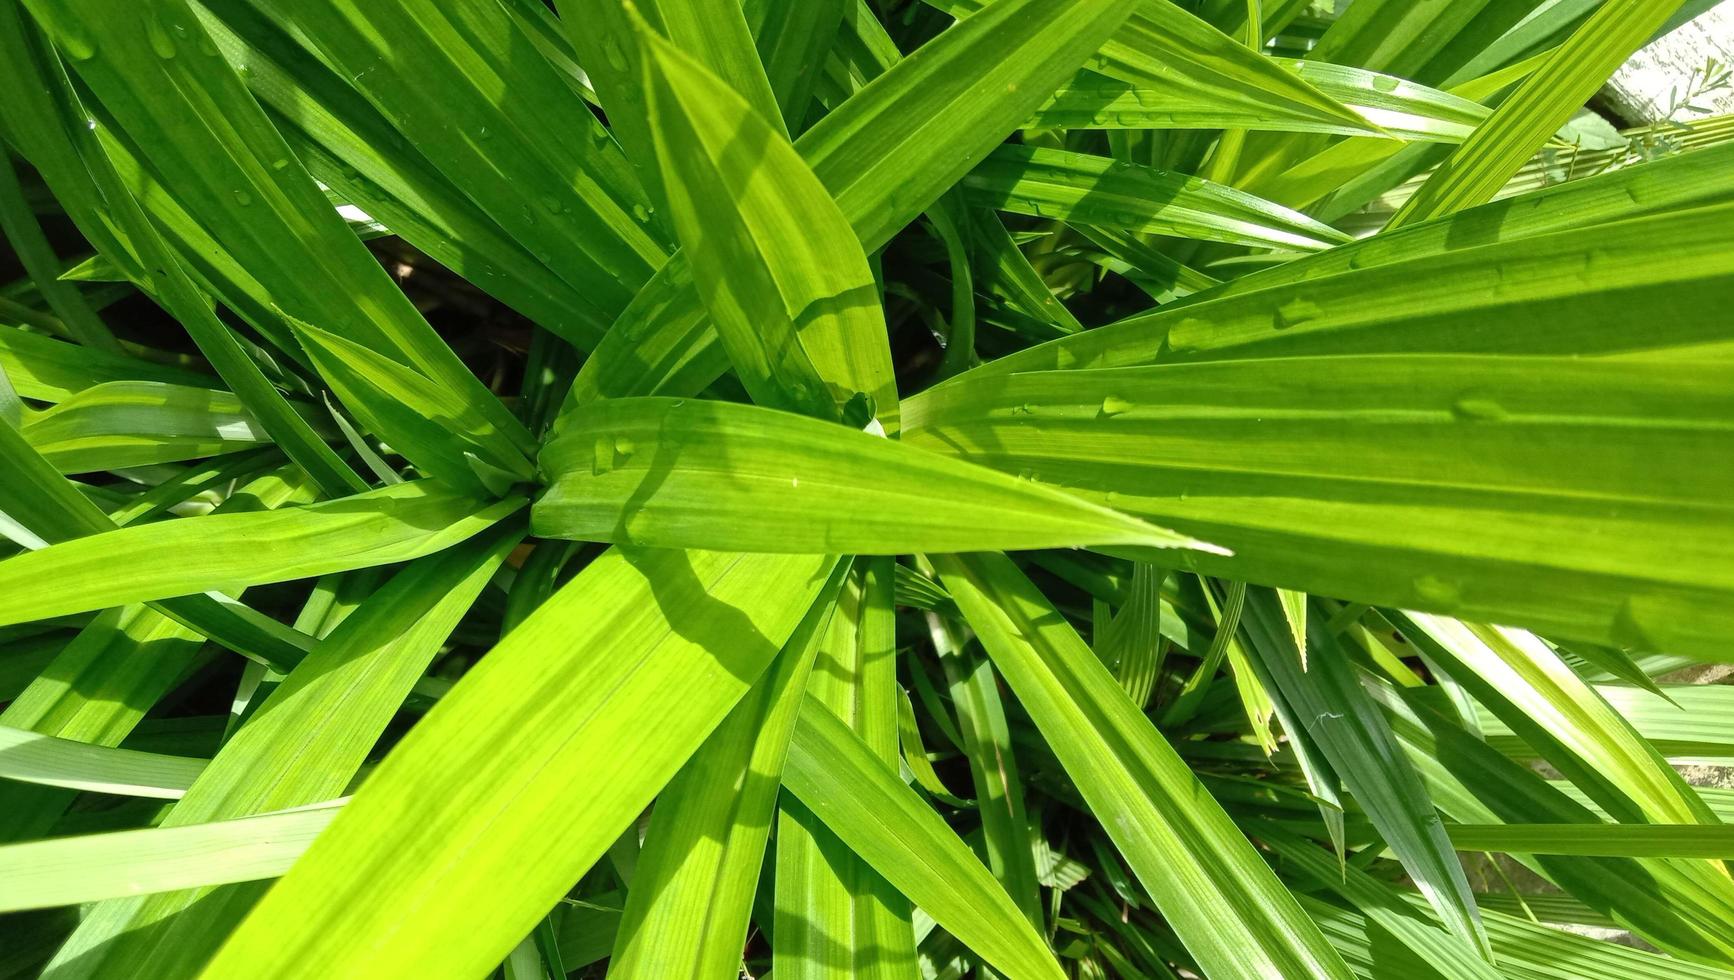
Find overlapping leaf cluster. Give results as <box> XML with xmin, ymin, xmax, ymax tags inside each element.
<box><xmin>1</xmin><ymin>0</ymin><xmax>1732</xmax><ymax>978</ymax></box>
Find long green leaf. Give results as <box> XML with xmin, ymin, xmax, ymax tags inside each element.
<box><xmin>21</xmin><ymin>381</ymin><xmax>269</xmax><ymax>473</ymax></box>
<box><xmin>43</xmin><ymin>524</ymin><xmax>520</xmax><ymax>980</ymax></box>
<box><xmin>1370</xmin><ymin>674</ymin><xmax>1734</xmax><ymax>963</ymax></box>
<box><xmin>251</xmin><ymin>0</ymin><xmax>666</xmax><ymax>311</ymax></box>
<box><xmin>1305</xmin><ymin>891</ymin><xmax>1734</xmax><ymax>980</ymax></box>
<box><xmin>289</xmin><ymin>318</ymin><xmax>533</xmax><ymax>493</ymax></box>
<box><xmin>924</xmin><ymin>0</ymin><xmax>1374</xmax><ymax>136</ymax></box>
<box><xmin>1395</xmin><ymin>614</ymin><xmax>1716</xmax><ymax>827</ymax></box>
<box><xmin>1257</xmin><ymin>822</ymin><xmax>1502</xmax><ymax>980</ymax></box>
<box><xmin>934</xmin><ymin>552</ymin><xmax>1354</xmax><ymax>980</ymax></box>
<box><xmin>0</xmin><ymin>151</ymin><xmax>119</xmax><ymax>352</ymax></box>
<box><xmin>962</xmin><ymin>201</ymin><xmax>1734</xmax><ymax>379</ymax></box>
<box><xmin>0</xmin><ymin>327</ymin><xmax>212</xmax><ymax>403</ymax></box>
<box><xmin>743</xmin><ymin>0</ymin><xmax>847</xmax><ymax>128</ymax></box>
<box><xmin>961</xmin><ymin>146</ymin><xmax>1352</xmax><ymax>252</ymax></box>
<box><xmin>0</xmin><ymin>801</ymin><xmax>342</xmax><ymax>914</ymax></box>
<box><xmin>1032</xmin><ymin>61</ymin><xmax>1485</xmax><ymax>141</ymax></box>
<box><xmin>1239</xmin><ymin>589</ymin><xmax>1488</xmax><ymax>956</ymax></box>
<box><xmin>1447</xmin><ymin>824</ymin><xmax>1734</xmax><ymax>859</ymax></box>
<box><xmin>190</xmin><ymin>0</ymin><xmax>611</xmax><ymax>348</ymax></box>
<box><xmin>639</xmin><ymin>15</ymin><xmax>897</xmax><ymax>427</ymax></box>
<box><xmin>1388</xmin><ymin>0</ymin><xmax>1688</xmax><ymax>227</ymax></box>
<box><xmin>535</xmin><ymin>396</ymin><xmax>1210</xmax><ymax>555</ymax></box>
<box><xmin>776</xmin><ymin>559</ymin><xmax>914</xmax><ymax>978</ymax></box>
<box><xmin>561</xmin><ymin>0</ymin><xmax>782</xmax><ymax>220</ymax></box>
<box><xmin>0</xmin><ymin>726</ymin><xmax>204</xmax><ymax>800</ymax></box>
<box><xmin>929</xmin><ymin>605</ymin><xmax>1041</xmax><ymax>924</ymax></box>
<box><xmin>0</xmin><ymin>606</ymin><xmax>206</xmax><ymax>842</ymax></box>
<box><xmin>562</xmin><ymin>0</ymin><xmax>1134</xmax><ymax>412</ymax></box>
<box><xmin>0</xmin><ymin>2</ymin><xmax>369</xmax><ymax>495</ymax></box>
<box><xmin>783</xmin><ymin>699</ymin><xmax>1065</xmax><ymax>980</ymax></box>
<box><xmin>22</xmin><ymin>0</ymin><xmax>527</xmax><ymax>450</ymax></box>
<box><xmin>0</xmin><ymin>421</ymin><xmax>319</xmax><ymax>670</ymax></box>
<box><xmin>907</xmin><ymin>356</ymin><xmax>1734</xmax><ymax>658</ymax></box>
<box><xmin>1237</xmin><ymin>54</ymin><xmax>1546</xmax><ymax>211</ymax></box>
<box><xmin>200</xmin><ymin>548</ymin><xmax>834</xmax><ymax>977</ymax></box>
<box><xmin>0</xmin><ymin>481</ymin><xmax>522</xmax><ymax>626</ymax></box>
<box><xmin>607</xmin><ymin>564</ymin><xmax>848</xmax><ymax>980</ymax></box>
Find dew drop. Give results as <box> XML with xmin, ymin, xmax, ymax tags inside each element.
<box><xmin>631</xmin><ymin>203</ymin><xmax>652</xmax><ymax>222</ymax></box>
<box><xmin>1411</xmin><ymin>575</ymin><xmax>1461</xmax><ymax>609</ymax></box>
<box><xmin>232</xmin><ymin>189</ymin><xmax>253</xmax><ymax>206</ymax></box>
<box><xmin>270</xmin><ymin>157</ymin><xmax>290</xmax><ymax>170</ymax></box>
<box><xmin>146</xmin><ymin>15</ymin><xmax>177</xmax><ymax>59</ymax></box>
<box><xmin>1274</xmin><ymin>297</ymin><xmax>1324</xmax><ymax>330</ymax></box>
<box><xmin>591</xmin><ymin>436</ymin><xmax>614</xmax><ymax>476</ymax></box>
<box><xmin>540</xmin><ymin>194</ymin><xmax>567</xmax><ymax>216</ymax></box>
<box><xmin>1370</xmin><ymin>74</ymin><xmax>1400</xmax><ymax>94</ymax></box>
<box><xmin>601</xmin><ymin>37</ymin><xmax>630</xmax><ymax>71</ymax></box>
<box><xmin>49</xmin><ymin>16</ymin><xmax>97</xmax><ymax>61</ymax></box>
<box><xmin>1450</xmin><ymin>395</ymin><xmax>1507</xmax><ymax>422</ymax></box>
<box><xmin>613</xmin><ymin>434</ymin><xmax>635</xmax><ymax>458</ymax></box>
<box><xmin>1099</xmin><ymin>395</ymin><xmax>1134</xmax><ymax>417</ymax></box>
<box><xmin>1609</xmin><ymin>595</ymin><xmax>1657</xmax><ymax>650</ymax></box>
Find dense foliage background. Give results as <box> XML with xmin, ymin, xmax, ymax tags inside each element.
<box><xmin>1</xmin><ymin>0</ymin><xmax>1732</xmax><ymax>978</ymax></box>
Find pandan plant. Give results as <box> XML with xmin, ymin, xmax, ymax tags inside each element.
<box><xmin>1</xmin><ymin>0</ymin><xmax>1732</xmax><ymax>978</ymax></box>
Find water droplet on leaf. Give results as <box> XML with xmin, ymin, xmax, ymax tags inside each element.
<box><xmin>1274</xmin><ymin>297</ymin><xmax>1323</xmax><ymax>329</ymax></box>
<box><xmin>1450</xmin><ymin>395</ymin><xmax>1507</xmax><ymax>422</ymax></box>
<box><xmin>146</xmin><ymin>16</ymin><xmax>177</xmax><ymax>58</ymax></box>
<box><xmin>1412</xmin><ymin>575</ymin><xmax>1461</xmax><ymax>609</ymax></box>
<box><xmin>56</xmin><ymin>24</ymin><xmax>98</xmax><ymax>61</ymax></box>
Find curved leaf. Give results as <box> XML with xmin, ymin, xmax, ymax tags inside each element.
<box><xmin>20</xmin><ymin>381</ymin><xmax>268</xmax><ymax>473</ymax></box>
